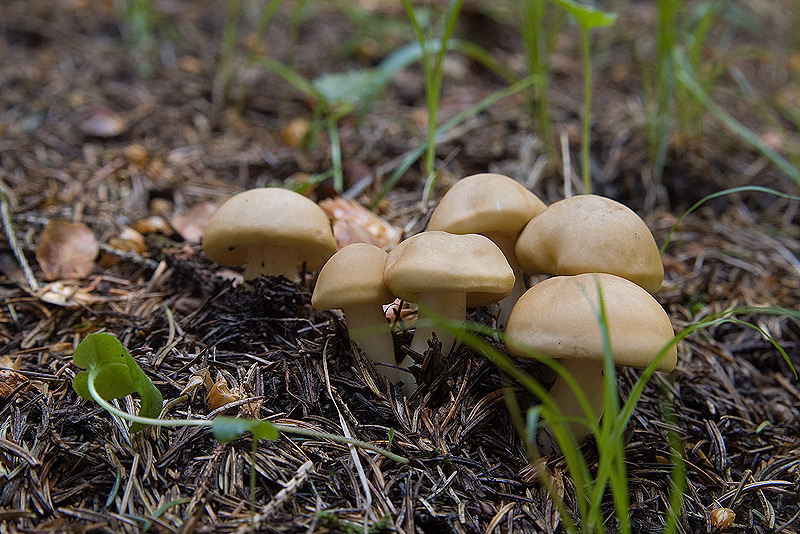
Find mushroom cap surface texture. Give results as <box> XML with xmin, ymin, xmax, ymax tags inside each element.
<box><xmin>505</xmin><ymin>273</ymin><xmax>677</xmax><ymax>371</ymax></box>
<box><xmin>201</xmin><ymin>187</ymin><xmax>337</xmax><ymax>269</ymax></box>
<box><xmin>312</xmin><ymin>243</ymin><xmax>394</xmax><ymax>309</ymax></box>
<box><xmin>427</xmin><ymin>173</ymin><xmax>547</xmax><ymax>236</ymax></box>
<box><xmin>384</xmin><ymin>231</ymin><xmax>515</xmax><ymax>307</ymax></box>
<box><xmin>514</xmin><ymin>195</ymin><xmax>664</xmax><ymax>293</ymax></box>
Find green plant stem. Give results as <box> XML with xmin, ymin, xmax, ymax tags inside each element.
<box><xmin>674</xmin><ymin>49</ymin><xmax>800</xmax><ymax>188</ymax></box>
<box><xmin>86</xmin><ymin>375</ymin><xmax>409</xmax><ymax>464</ymax></box>
<box><xmin>401</xmin><ymin>0</ymin><xmax>465</xmax><ymax>204</ymax></box>
<box><xmin>580</xmin><ymin>27</ymin><xmax>592</xmax><ymax>194</ymax></box>
<box><xmin>522</xmin><ymin>0</ymin><xmax>556</xmax><ymax>158</ymax></box>
<box><xmin>374</xmin><ymin>74</ymin><xmax>540</xmax><ymax>206</ymax></box>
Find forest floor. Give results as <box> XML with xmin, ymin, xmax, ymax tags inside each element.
<box><xmin>0</xmin><ymin>1</ymin><xmax>799</xmax><ymax>533</ymax></box>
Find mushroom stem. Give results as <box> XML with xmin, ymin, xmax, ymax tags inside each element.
<box><xmin>341</xmin><ymin>303</ymin><xmax>411</xmax><ymax>386</ymax></box>
<box><xmin>244</xmin><ymin>246</ymin><xmax>300</xmax><ymax>281</ymax></box>
<box><xmin>410</xmin><ymin>292</ymin><xmax>467</xmax><ymax>356</ymax></box>
<box><xmin>484</xmin><ymin>231</ymin><xmax>525</xmax><ymax>329</ymax></box>
<box><xmin>538</xmin><ymin>359</ymin><xmax>605</xmax><ymax>454</ymax></box>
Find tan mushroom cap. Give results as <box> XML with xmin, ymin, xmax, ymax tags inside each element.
<box><xmin>514</xmin><ymin>195</ymin><xmax>664</xmax><ymax>293</ymax></box>
<box><xmin>312</xmin><ymin>243</ymin><xmax>394</xmax><ymax>309</ymax></box>
<box><xmin>427</xmin><ymin>173</ymin><xmax>547</xmax><ymax>235</ymax></box>
<box><xmin>384</xmin><ymin>231</ymin><xmax>514</xmax><ymax>307</ymax></box>
<box><xmin>505</xmin><ymin>273</ymin><xmax>676</xmax><ymax>371</ymax></box>
<box><xmin>202</xmin><ymin>187</ymin><xmax>337</xmax><ymax>270</ymax></box>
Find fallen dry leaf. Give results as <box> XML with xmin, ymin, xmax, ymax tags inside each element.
<box><xmin>35</xmin><ymin>220</ymin><xmax>99</xmax><ymax>280</ymax></box>
<box><xmin>319</xmin><ymin>197</ymin><xmax>402</xmax><ymax>250</ymax></box>
<box><xmin>131</xmin><ymin>215</ymin><xmax>172</xmax><ymax>235</ymax></box>
<box><xmin>205</xmin><ymin>372</ymin><xmax>242</xmax><ymax>411</ymax></box>
<box><xmin>171</xmin><ymin>202</ymin><xmax>218</xmax><ymax>243</ymax></box>
<box><xmin>280</xmin><ymin>117</ymin><xmax>310</xmax><ymax>148</ymax></box>
<box><xmin>37</xmin><ymin>280</ymin><xmax>102</xmax><ymax>308</ymax></box>
<box><xmin>99</xmin><ymin>227</ymin><xmax>147</xmax><ymax>267</ymax></box>
<box><xmin>0</xmin><ymin>369</ymin><xmax>30</xmax><ymax>399</ymax></box>
<box><xmin>181</xmin><ymin>369</ymin><xmax>208</xmax><ymax>396</ymax></box>
<box><xmin>0</xmin><ymin>354</ymin><xmax>21</xmax><ymax>370</ymax></box>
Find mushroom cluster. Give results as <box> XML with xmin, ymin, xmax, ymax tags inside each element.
<box><xmin>201</xmin><ymin>179</ymin><xmax>675</xmax><ymax>434</ymax></box>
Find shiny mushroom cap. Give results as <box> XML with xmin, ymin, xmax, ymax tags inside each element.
<box><xmin>427</xmin><ymin>173</ymin><xmax>546</xmax><ymax>236</ymax></box>
<box><xmin>505</xmin><ymin>273</ymin><xmax>676</xmax><ymax>371</ymax></box>
<box><xmin>312</xmin><ymin>243</ymin><xmax>394</xmax><ymax>310</ymax></box>
<box><xmin>514</xmin><ymin>195</ymin><xmax>664</xmax><ymax>293</ymax></box>
<box><xmin>384</xmin><ymin>231</ymin><xmax>515</xmax><ymax>307</ymax></box>
<box><xmin>201</xmin><ymin>188</ymin><xmax>337</xmax><ymax>278</ymax></box>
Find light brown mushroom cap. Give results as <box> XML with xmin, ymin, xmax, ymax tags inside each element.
<box><xmin>505</xmin><ymin>273</ymin><xmax>676</xmax><ymax>371</ymax></box>
<box><xmin>427</xmin><ymin>173</ymin><xmax>547</xmax><ymax>236</ymax></box>
<box><xmin>312</xmin><ymin>243</ymin><xmax>394</xmax><ymax>309</ymax></box>
<box><xmin>514</xmin><ymin>195</ymin><xmax>664</xmax><ymax>293</ymax></box>
<box><xmin>384</xmin><ymin>231</ymin><xmax>514</xmax><ymax>307</ymax></box>
<box><xmin>202</xmin><ymin>187</ymin><xmax>337</xmax><ymax>270</ymax></box>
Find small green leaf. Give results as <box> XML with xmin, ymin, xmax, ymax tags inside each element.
<box><xmin>312</xmin><ymin>69</ymin><xmax>381</xmax><ymax>108</ymax></box>
<box><xmin>213</xmin><ymin>416</ymin><xmax>279</xmax><ymax>442</ymax></box>
<box><xmin>550</xmin><ymin>0</ymin><xmax>616</xmax><ymax>29</ymax></box>
<box><xmin>72</xmin><ymin>332</ymin><xmax>164</xmax><ymax>433</ymax></box>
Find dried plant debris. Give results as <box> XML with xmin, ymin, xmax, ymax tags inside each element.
<box><xmin>0</xmin><ymin>1</ymin><xmax>799</xmax><ymax>533</ymax></box>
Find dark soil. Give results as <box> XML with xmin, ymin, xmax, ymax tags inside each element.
<box><xmin>1</xmin><ymin>1</ymin><xmax>798</xmax><ymax>533</ymax></box>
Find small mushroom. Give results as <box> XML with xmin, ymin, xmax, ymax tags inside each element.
<box><xmin>504</xmin><ymin>273</ymin><xmax>676</xmax><ymax>449</ymax></box>
<box><xmin>514</xmin><ymin>195</ymin><xmax>664</xmax><ymax>293</ymax></box>
<box><xmin>201</xmin><ymin>188</ymin><xmax>337</xmax><ymax>282</ymax></box>
<box><xmin>426</xmin><ymin>173</ymin><xmax>547</xmax><ymax>327</ymax></box>
<box><xmin>312</xmin><ymin>243</ymin><xmax>411</xmax><ymax>388</ymax></box>
<box><xmin>384</xmin><ymin>231</ymin><xmax>514</xmax><ymax>356</ymax></box>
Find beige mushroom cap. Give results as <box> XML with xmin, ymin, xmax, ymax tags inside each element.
<box><xmin>505</xmin><ymin>273</ymin><xmax>676</xmax><ymax>371</ymax></box>
<box><xmin>202</xmin><ymin>187</ymin><xmax>337</xmax><ymax>270</ymax></box>
<box><xmin>312</xmin><ymin>243</ymin><xmax>394</xmax><ymax>309</ymax></box>
<box><xmin>384</xmin><ymin>231</ymin><xmax>514</xmax><ymax>307</ymax></box>
<box><xmin>427</xmin><ymin>173</ymin><xmax>547</xmax><ymax>236</ymax></box>
<box><xmin>514</xmin><ymin>195</ymin><xmax>664</xmax><ymax>293</ymax></box>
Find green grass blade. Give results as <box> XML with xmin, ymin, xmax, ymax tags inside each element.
<box><xmin>659</xmin><ymin>185</ymin><xmax>800</xmax><ymax>254</ymax></box>
<box><xmin>374</xmin><ymin>74</ymin><xmax>539</xmax><ymax>205</ymax></box>
<box><xmin>674</xmin><ymin>48</ymin><xmax>800</xmax><ymax>187</ymax></box>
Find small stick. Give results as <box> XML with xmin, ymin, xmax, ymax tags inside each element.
<box><xmin>0</xmin><ymin>182</ymin><xmax>38</xmax><ymax>291</ymax></box>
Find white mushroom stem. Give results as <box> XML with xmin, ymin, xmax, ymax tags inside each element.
<box><xmin>410</xmin><ymin>291</ymin><xmax>467</xmax><ymax>356</ymax></box>
<box><xmin>484</xmin><ymin>231</ymin><xmax>525</xmax><ymax>329</ymax></box>
<box><xmin>538</xmin><ymin>359</ymin><xmax>605</xmax><ymax>454</ymax></box>
<box><xmin>341</xmin><ymin>304</ymin><xmax>411</xmax><ymax>387</ymax></box>
<box><xmin>244</xmin><ymin>246</ymin><xmax>300</xmax><ymax>281</ymax></box>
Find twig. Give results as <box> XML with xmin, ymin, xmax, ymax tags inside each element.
<box><xmin>0</xmin><ymin>181</ymin><xmax>38</xmax><ymax>291</ymax></box>
<box><xmin>233</xmin><ymin>460</ymin><xmax>314</xmax><ymax>534</ymax></box>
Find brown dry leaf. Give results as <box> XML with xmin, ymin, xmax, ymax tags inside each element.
<box><xmin>35</xmin><ymin>220</ymin><xmax>99</xmax><ymax>280</ymax></box>
<box><xmin>181</xmin><ymin>369</ymin><xmax>208</xmax><ymax>396</ymax></box>
<box><xmin>131</xmin><ymin>215</ymin><xmax>172</xmax><ymax>235</ymax></box>
<box><xmin>280</xmin><ymin>117</ymin><xmax>310</xmax><ymax>148</ymax></box>
<box><xmin>205</xmin><ymin>372</ymin><xmax>243</xmax><ymax>411</ymax></box>
<box><xmin>37</xmin><ymin>281</ymin><xmax>102</xmax><ymax>308</ymax></box>
<box><xmin>0</xmin><ymin>369</ymin><xmax>30</xmax><ymax>399</ymax></box>
<box><xmin>78</xmin><ymin>106</ymin><xmax>128</xmax><ymax>138</ymax></box>
<box><xmin>171</xmin><ymin>202</ymin><xmax>218</xmax><ymax>243</ymax></box>
<box><xmin>319</xmin><ymin>197</ymin><xmax>402</xmax><ymax>250</ymax></box>
<box><xmin>384</xmin><ymin>298</ymin><xmax>417</xmax><ymax>323</ymax></box>
<box><xmin>0</xmin><ymin>354</ymin><xmax>21</xmax><ymax>370</ymax></box>
<box><xmin>100</xmin><ymin>227</ymin><xmax>148</xmax><ymax>267</ymax></box>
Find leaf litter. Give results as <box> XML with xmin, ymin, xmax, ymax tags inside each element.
<box><xmin>0</xmin><ymin>1</ymin><xmax>798</xmax><ymax>533</ymax></box>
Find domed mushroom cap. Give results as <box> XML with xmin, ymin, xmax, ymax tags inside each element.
<box><xmin>505</xmin><ymin>273</ymin><xmax>676</xmax><ymax>371</ymax></box>
<box><xmin>384</xmin><ymin>231</ymin><xmax>514</xmax><ymax>307</ymax></box>
<box><xmin>202</xmin><ymin>187</ymin><xmax>337</xmax><ymax>270</ymax></box>
<box><xmin>514</xmin><ymin>195</ymin><xmax>664</xmax><ymax>293</ymax></box>
<box><xmin>312</xmin><ymin>243</ymin><xmax>394</xmax><ymax>309</ymax></box>
<box><xmin>427</xmin><ymin>173</ymin><xmax>547</xmax><ymax>236</ymax></box>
